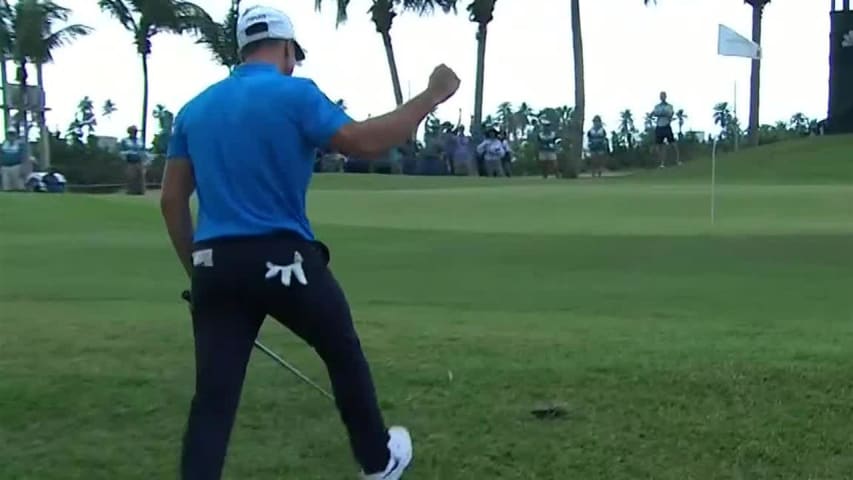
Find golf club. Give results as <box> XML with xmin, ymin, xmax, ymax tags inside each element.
<box><xmin>180</xmin><ymin>290</ymin><xmax>334</xmax><ymax>401</ymax></box>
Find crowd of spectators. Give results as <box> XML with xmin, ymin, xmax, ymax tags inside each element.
<box><xmin>314</xmin><ymin>124</ymin><xmax>515</xmax><ymax>177</ymax></box>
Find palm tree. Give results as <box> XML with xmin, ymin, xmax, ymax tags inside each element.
<box><xmin>789</xmin><ymin>112</ymin><xmax>809</xmax><ymax>135</ymax></box>
<box><xmin>315</xmin><ymin>0</ymin><xmax>457</xmax><ymax>107</ymax></box>
<box><xmin>482</xmin><ymin>113</ymin><xmax>496</xmax><ymax>131</ymax></box>
<box><xmin>568</xmin><ymin>0</ymin><xmax>585</xmax><ymax>175</ymax></box>
<box><xmin>713</xmin><ymin>102</ymin><xmax>733</xmax><ymax>134</ymax></box>
<box><xmin>495</xmin><ymin>101</ymin><xmax>514</xmax><ymax>139</ymax></box>
<box><xmin>76</xmin><ymin>95</ymin><xmax>97</xmax><ymax>137</ymax></box>
<box><xmin>11</xmin><ymin>0</ymin><xmax>91</xmax><ymax>167</ymax></box>
<box><xmin>196</xmin><ymin>0</ymin><xmax>241</xmax><ymax>71</ymax></box>
<box><xmin>98</xmin><ymin>0</ymin><xmax>211</xmax><ymax>147</ymax></box>
<box><xmin>514</xmin><ymin>102</ymin><xmax>533</xmax><ymax>139</ymax></box>
<box><xmin>467</xmin><ymin>0</ymin><xmax>496</xmax><ymax>139</ymax></box>
<box><xmin>66</xmin><ymin>118</ymin><xmax>83</xmax><ymax>143</ymax></box>
<box><xmin>675</xmin><ymin>108</ymin><xmax>687</xmax><ymax>138</ymax></box>
<box><xmin>555</xmin><ymin>105</ymin><xmax>573</xmax><ymax>134</ymax></box>
<box><xmin>153</xmin><ymin>104</ymin><xmax>173</xmax><ymax>128</ymax></box>
<box><xmin>102</xmin><ymin>99</ymin><xmax>117</xmax><ymax>118</ymax></box>
<box><xmin>618</xmin><ymin>109</ymin><xmax>637</xmax><ymax>149</ymax></box>
<box><xmin>569</xmin><ymin>0</ymin><xmax>655</xmax><ymax>174</ymax></box>
<box><xmin>745</xmin><ymin>0</ymin><xmax>770</xmax><ymax>146</ymax></box>
<box><xmin>152</xmin><ymin>103</ymin><xmax>174</xmax><ymax>154</ymax></box>
<box><xmin>643</xmin><ymin>112</ymin><xmax>655</xmax><ymax>132</ymax></box>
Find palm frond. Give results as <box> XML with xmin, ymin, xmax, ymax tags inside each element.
<box><xmin>38</xmin><ymin>24</ymin><xmax>92</xmax><ymax>63</ymax></box>
<box><xmin>171</xmin><ymin>1</ymin><xmax>214</xmax><ymax>34</ymax></box>
<box><xmin>11</xmin><ymin>0</ymin><xmax>91</xmax><ymax>63</ymax></box>
<box><xmin>97</xmin><ymin>0</ymin><xmax>137</xmax><ymax>32</ymax></box>
<box><xmin>0</xmin><ymin>2</ymin><xmax>14</xmax><ymax>56</ymax></box>
<box><xmin>466</xmin><ymin>0</ymin><xmax>495</xmax><ymax>24</ymax></box>
<box><xmin>315</xmin><ymin>0</ymin><xmax>352</xmax><ymax>27</ymax></box>
<box><xmin>195</xmin><ymin>0</ymin><xmax>239</xmax><ymax>68</ymax></box>
<box><xmin>400</xmin><ymin>0</ymin><xmax>458</xmax><ymax>16</ymax></box>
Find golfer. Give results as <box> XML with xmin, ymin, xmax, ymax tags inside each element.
<box><xmin>159</xmin><ymin>5</ymin><xmax>460</xmax><ymax>480</ymax></box>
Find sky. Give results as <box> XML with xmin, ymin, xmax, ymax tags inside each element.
<box><xmin>16</xmin><ymin>0</ymin><xmax>833</xmax><ymax>141</ymax></box>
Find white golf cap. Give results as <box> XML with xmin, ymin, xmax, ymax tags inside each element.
<box><xmin>237</xmin><ymin>5</ymin><xmax>305</xmax><ymax>61</ymax></box>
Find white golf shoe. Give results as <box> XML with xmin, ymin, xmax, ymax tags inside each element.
<box><xmin>361</xmin><ymin>426</ymin><xmax>413</xmax><ymax>480</ymax></box>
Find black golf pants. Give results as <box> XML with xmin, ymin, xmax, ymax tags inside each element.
<box><xmin>180</xmin><ymin>232</ymin><xmax>390</xmax><ymax>479</ymax></box>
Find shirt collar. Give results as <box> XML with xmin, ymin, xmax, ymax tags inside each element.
<box><xmin>233</xmin><ymin>62</ymin><xmax>279</xmax><ymax>76</ymax></box>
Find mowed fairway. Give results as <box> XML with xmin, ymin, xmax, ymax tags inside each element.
<box><xmin>1</xmin><ymin>141</ymin><xmax>852</xmax><ymax>479</ymax></box>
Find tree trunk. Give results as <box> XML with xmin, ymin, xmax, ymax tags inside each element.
<box><xmin>1</xmin><ymin>56</ymin><xmax>10</xmax><ymax>131</ymax></box>
<box><xmin>17</xmin><ymin>60</ymin><xmax>31</xmax><ymax>163</ymax></box>
<box><xmin>380</xmin><ymin>30</ymin><xmax>404</xmax><ymax>107</ymax></box>
<box><xmin>472</xmin><ymin>22</ymin><xmax>488</xmax><ymax>143</ymax></box>
<box><xmin>36</xmin><ymin>62</ymin><xmax>50</xmax><ymax>169</ymax></box>
<box><xmin>140</xmin><ymin>52</ymin><xmax>150</xmax><ymax>147</ymax></box>
<box><xmin>568</xmin><ymin>0</ymin><xmax>585</xmax><ymax>179</ymax></box>
<box><xmin>747</xmin><ymin>5</ymin><xmax>763</xmax><ymax>146</ymax></box>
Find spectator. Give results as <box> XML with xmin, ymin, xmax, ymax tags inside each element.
<box><xmin>536</xmin><ymin>120</ymin><xmax>559</xmax><ymax>178</ymax></box>
<box><xmin>447</xmin><ymin>125</ymin><xmax>475</xmax><ymax>176</ymax></box>
<box><xmin>418</xmin><ymin>135</ymin><xmax>446</xmax><ymax>175</ymax></box>
<box><xmin>120</xmin><ymin>125</ymin><xmax>148</xmax><ymax>195</ymax></box>
<box><xmin>476</xmin><ymin>128</ymin><xmax>506</xmax><ymax>177</ymax></box>
<box><xmin>321</xmin><ymin>149</ymin><xmax>346</xmax><ymax>172</ymax></box>
<box><xmin>388</xmin><ymin>145</ymin><xmax>404</xmax><ymax>174</ymax></box>
<box><xmin>652</xmin><ymin>91</ymin><xmax>680</xmax><ymax>168</ymax></box>
<box><xmin>438</xmin><ymin>123</ymin><xmax>455</xmax><ymax>174</ymax></box>
<box><xmin>1</xmin><ymin>127</ymin><xmax>25</xmax><ymax>191</ymax></box>
<box><xmin>498</xmin><ymin>130</ymin><xmax>513</xmax><ymax>177</ymax></box>
<box><xmin>586</xmin><ymin>115</ymin><xmax>609</xmax><ymax>178</ymax></box>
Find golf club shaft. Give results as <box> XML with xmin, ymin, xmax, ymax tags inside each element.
<box><xmin>181</xmin><ymin>290</ymin><xmax>333</xmax><ymax>401</ymax></box>
<box><xmin>253</xmin><ymin>340</ymin><xmax>335</xmax><ymax>401</ymax></box>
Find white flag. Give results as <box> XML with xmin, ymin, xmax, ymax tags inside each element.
<box><xmin>717</xmin><ymin>24</ymin><xmax>761</xmax><ymax>59</ymax></box>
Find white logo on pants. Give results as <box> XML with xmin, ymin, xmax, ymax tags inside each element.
<box><xmin>192</xmin><ymin>249</ymin><xmax>214</xmax><ymax>267</ymax></box>
<box><xmin>265</xmin><ymin>251</ymin><xmax>308</xmax><ymax>286</ymax></box>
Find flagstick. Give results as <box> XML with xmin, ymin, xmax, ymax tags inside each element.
<box><xmin>715</xmin><ymin>23</ymin><xmax>760</xmax><ymax>227</ymax></box>
<box><xmin>711</xmin><ymin>138</ymin><xmax>717</xmax><ymax>225</ymax></box>
<box><xmin>733</xmin><ymin>81</ymin><xmax>739</xmax><ymax>152</ymax></box>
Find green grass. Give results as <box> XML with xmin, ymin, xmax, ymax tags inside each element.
<box><xmin>637</xmin><ymin>134</ymin><xmax>853</xmax><ymax>184</ymax></box>
<box><xmin>1</xmin><ymin>140</ymin><xmax>852</xmax><ymax>479</ymax></box>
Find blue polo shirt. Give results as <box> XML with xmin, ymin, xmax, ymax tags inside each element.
<box><xmin>167</xmin><ymin>63</ymin><xmax>352</xmax><ymax>242</ymax></box>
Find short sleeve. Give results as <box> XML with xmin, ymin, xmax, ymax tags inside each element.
<box><xmin>297</xmin><ymin>80</ymin><xmax>353</xmax><ymax>149</ymax></box>
<box><xmin>167</xmin><ymin>109</ymin><xmax>189</xmax><ymax>160</ymax></box>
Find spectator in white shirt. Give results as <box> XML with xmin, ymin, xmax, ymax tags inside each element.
<box><xmin>476</xmin><ymin>128</ymin><xmax>506</xmax><ymax>177</ymax></box>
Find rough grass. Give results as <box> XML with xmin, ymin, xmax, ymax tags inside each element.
<box><xmin>1</xmin><ymin>139</ymin><xmax>852</xmax><ymax>479</ymax></box>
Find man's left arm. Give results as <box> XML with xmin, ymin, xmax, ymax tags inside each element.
<box><xmin>160</xmin><ymin>111</ymin><xmax>195</xmax><ymax>279</ymax></box>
